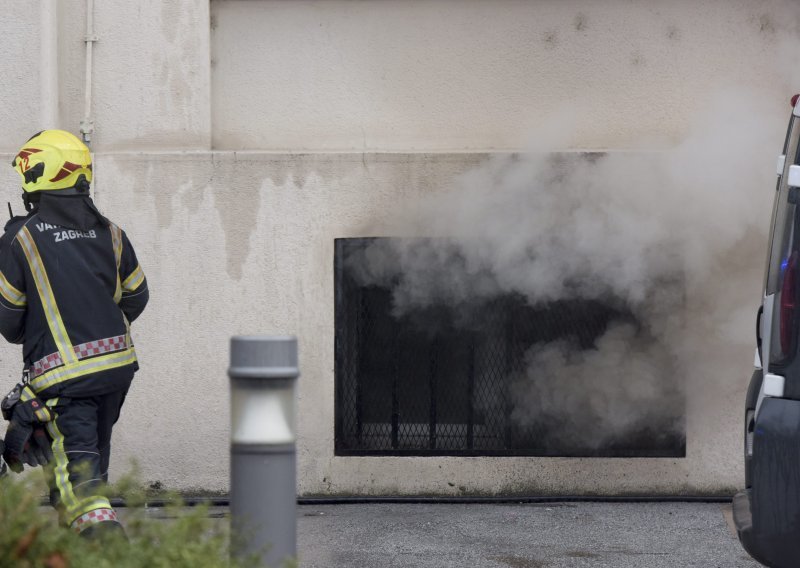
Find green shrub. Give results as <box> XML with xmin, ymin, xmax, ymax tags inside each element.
<box><xmin>0</xmin><ymin>471</ymin><xmax>262</xmax><ymax>568</ymax></box>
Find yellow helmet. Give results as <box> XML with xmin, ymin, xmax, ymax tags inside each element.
<box><xmin>11</xmin><ymin>130</ymin><xmax>92</xmax><ymax>193</ymax></box>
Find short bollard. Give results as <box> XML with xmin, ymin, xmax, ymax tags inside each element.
<box><xmin>229</xmin><ymin>336</ymin><xmax>299</xmax><ymax>567</ymax></box>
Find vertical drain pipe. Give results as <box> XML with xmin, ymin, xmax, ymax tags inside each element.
<box><xmin>80</xmin><ymin>0</ymin><xmax>97</xmax><ymax>144</ymax></box>
<box><xmin>40</xmin><ymin>0</ymin><xmax>58</xmax><ymax>128</ymax></box>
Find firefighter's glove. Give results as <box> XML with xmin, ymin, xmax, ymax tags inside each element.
<box><xmin>2</xmin><ymin>384</ymin><xmax>52</xmax><ymax>473</ymax></box>
<box><xmin>23</xmin><ymin>428</ymin><xmax>53</xmax><ymax>468</ymax></box>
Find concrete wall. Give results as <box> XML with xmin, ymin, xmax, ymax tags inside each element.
<box><xmin>0</xmin><ymin>0</ymin><xmax>798</xmax><ymax>495</ymax></box>
<box><xmin>210</xmin><ymin>0</ymin><xmax>797</xmax><ymax>151</ymax></box>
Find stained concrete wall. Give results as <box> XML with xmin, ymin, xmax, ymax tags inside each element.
<box><xmin>56</xmin><ymin>151</ymin><xmax>756</xmax><ymax>496</ymax></box>
<box><xmin>0</xmin><ymin>0</ymin><xmax>798</xmax><ymax>494</ymax></box>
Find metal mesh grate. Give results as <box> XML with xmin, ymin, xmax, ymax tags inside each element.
<box><xmin>334</xmin><ymin>238</ymin><xmax>685</xmax><ymax>457</ymax></box>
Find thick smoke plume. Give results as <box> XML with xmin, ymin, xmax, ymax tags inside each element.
<box><xmin>352</xmin><ymin>90</ymin><xmax>785</xmax><ymax>450</ymax></box>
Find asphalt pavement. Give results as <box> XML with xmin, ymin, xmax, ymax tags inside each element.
<box><xmin>125</xmin><ymin>501</ymin><xmax>759</xmax><ymax>567</ymax></box>
<box><xmin>294</xmin><ymin>501</ymin><xmax>755</xmax><ymax>567</ymax></box>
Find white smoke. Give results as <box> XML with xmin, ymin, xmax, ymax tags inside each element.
<box><xmin>509</xmin><ymin>323</ymin><xmax>677</xmax><ymax>450</ymax></box>
<box><xmin>350</xmin><ymin>87</ymin><xmax>786</xmax><ymax>450</ymax></box>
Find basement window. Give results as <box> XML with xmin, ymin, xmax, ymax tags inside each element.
<box><xmin>334</xmin><ymin>238</ymin><xmax>686</xmax><ymax>457</ymax></box>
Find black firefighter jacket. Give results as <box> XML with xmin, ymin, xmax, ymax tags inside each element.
<box><xmin>0</xmin><ymin>197</ymin><xmax>148</xmax><ymax>398</ymax></box>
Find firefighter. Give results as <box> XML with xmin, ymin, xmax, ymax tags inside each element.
<box><xmin>0</xmin><ymin>130</ymin><xmax>149</xmax><ymax>538</ymax></box>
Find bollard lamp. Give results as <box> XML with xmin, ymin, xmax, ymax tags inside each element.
<box><xmin>229</xmin><ymin>335</ymin><xmax>299</xmax><ymax>567</ymax></box>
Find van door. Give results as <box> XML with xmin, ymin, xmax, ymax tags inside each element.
<box><xmin>759</xmin><ymin>107</ymin><xmax>800</xmax><ymax>412</ymax></box>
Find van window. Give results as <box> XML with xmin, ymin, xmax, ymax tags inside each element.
<box><xmin>766</xmin><ymin>116</ymin><xmax>799</xmax><ymax>295</ymax></box>
<box><xmin>769</xmin><ymin>116</ymin><xmax>800</xmax><ymax>365</ymax></box>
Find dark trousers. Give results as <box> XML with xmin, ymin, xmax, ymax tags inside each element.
<box><xmin>45</xmin><ymin>387</ymin><xmax>129</xmax><ymax>529</ymax></box>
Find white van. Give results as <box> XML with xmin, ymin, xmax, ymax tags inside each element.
<box><xmin>734</xmin><ymin>94</ymin><xmax>800</xmax><ymax>568</ymax></box>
